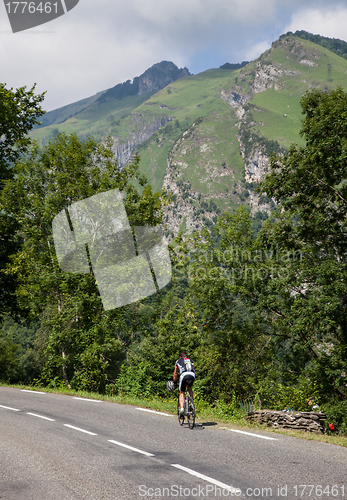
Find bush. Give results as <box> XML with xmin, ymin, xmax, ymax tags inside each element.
<box><xmin>258</xmin><ymin>379</ymin><xmax>313</xmax><ymax>411</ymax></box>
<box><xmin>213</xmin><ymin>393</ymin><xmax>245</xmax><ymax>420</ymax></box>
<box><xmin>115</xmin><ymin>362</ymin><xmax>155</xmax><ymax>398</ymax></box>
<box><xmin>320</xmin><ymin>401</ymin><xmax>347</xmax><ymax>434</ymax></box>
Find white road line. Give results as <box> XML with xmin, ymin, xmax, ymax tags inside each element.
<box><xmin>220</xmin><ymin>427</ymin><xmax>278</xmax><ymax>441</ymax></box>
<box><xmin>108</xmin><ymin>440</ymin><xmax>154</xmax><ymax>457</ymax></box>
<box><xmin>64</xmin><ymin>424</ymin><xmax>97</xmax><ymax>436</ymax></box>
<box><xmin>0</xmin><ymin>404</ymin><xmax>20</xmax><ymax>412</ymax></box>
<box><xmin>135</xmin><ymin>407</ymin><xmax>174</xmax><ymax>417</ymax></box>
<box><xmin>171</xmin><ymin>464</ymin><xmax>240</xmax><ymax>494</ymax></box>
<box><xmin>27</xmin><ymin>412</ymin><xmax>55</xmax><ymax>421</ymax></box>
<box><xmin>73</xmin><ymin>397</ymin><xmax>102</xmax><ymax>402</ymax></box>
<box><xmin>21</xmin><ymin>390</ymin><xmax>46</xmax><ymax>394</ymax></box>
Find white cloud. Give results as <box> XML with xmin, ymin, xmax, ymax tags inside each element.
<box><xmin>1</xmin><ymin>0</ymin><xmax>346</xmax><ymax>111</ymax></box>
<box><xmin>244</xmin><ymin>41</ymin><xmax>272</xmax><ymax>62</ymax></box>
<box><xmin>284</xmin><ymin>5</ymin><xmax>347</xmax><ymax>41</ymax></box>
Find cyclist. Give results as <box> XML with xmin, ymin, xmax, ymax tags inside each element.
<box><xmin>173</xmin><ymin>351</ymin><xmax>195</xmax><ymax>414</ymax></box>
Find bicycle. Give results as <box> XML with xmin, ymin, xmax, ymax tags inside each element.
<box><xmin>177</xmin><ymin>389</ymin><xmax>195</xmax><ymax>429</ymax></box>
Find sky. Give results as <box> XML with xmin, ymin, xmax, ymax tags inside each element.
<box><xmin>1</xmin><ymin>0</ymin><xmax>347</xmax><ymax>111</ymax></box>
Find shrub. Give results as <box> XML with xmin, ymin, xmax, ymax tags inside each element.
<box><xmin>258</xmin><ymin>379</ymin><xmax>314</xmax><ymax>411</ymax></box>
<box><xmin>320</xmin><ymin>401</ymin><xmax>347</xmax><ymax>434</ymax></box>
<box><xmin>213</xmin><ymin>393</ymin><xmax>245</xmax><ymax>420</ymax></box>
<box><xmin>115</xmin><ymin>362</ymin><xmax>155</xmax><ymax>398</ymax></box>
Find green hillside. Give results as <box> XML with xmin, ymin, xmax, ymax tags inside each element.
<box><xmin>131</xmin><ymin>69</ymin><xmax>238</xmax><ymax>190</ymax></box>
<box><xmin>31</xmin><ymin>90</ymin><xmax>105</xmax><ymax>130</ymax></box>
<box><xmin>32</xmin><ymin>92</ymin><xmax>156</xmax><ymax>143</ymax></box>
<box><xmin>242</xmin><ymin>36</ymin><xmax>347</xmax><ymax>150</ymax></box>
<box><xmin>31</xmin><ymin>60</ymin><xmax>190</xmax><ymax>144</ymax></box>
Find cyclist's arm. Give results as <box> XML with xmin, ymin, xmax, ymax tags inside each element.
<box><xmin>173</xmin><ymin>365</ymin><xmax>179</xmax><ymax>383</ymax></box>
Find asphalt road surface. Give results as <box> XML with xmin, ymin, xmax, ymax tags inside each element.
<box><xmin>0</xmin><ymin>387</ymin><xmax>346</xmax><ymax>500</ymax></box>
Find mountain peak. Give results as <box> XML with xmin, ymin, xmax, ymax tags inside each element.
<box><xmin>97</xmin><ymin>61</ymin><xmax>190</xmax><ymax>103</ymax></box>
<box><xmin>138</xmin><ymin>61</ymin><xmax>190</xmax><ymax>95</ymax></box>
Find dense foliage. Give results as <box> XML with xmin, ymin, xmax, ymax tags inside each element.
<box><xmin>0</xmin><ymin>83</ymin><xmax>45</xmax><ymax>317</ymax></box>
<box><xmin>2</xmin><ymin>83</ymin><xmax>347</xmax><ymax>431</ymax></box>
<box><xmin>0</xmin><ymin>130</ymin><xmax>164</xmax><ymax>392</ymax></box>
<box><xmin>219</xmin><ymin>62</ymin><xmax>249</xmax><ymax>70</ymax></box>
<box><xmin>283</xmin><ymin>30</ymin><xmax>347</xmax><ymax>60</ymax></box>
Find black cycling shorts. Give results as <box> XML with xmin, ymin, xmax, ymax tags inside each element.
<box><xmin>179</xmin><ymin>373</ymin><xmax>195</xmax><ymax>392</ymax></box>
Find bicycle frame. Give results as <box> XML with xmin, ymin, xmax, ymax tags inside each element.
<box><xmin>177</xmin><ymin>389</ymin><xmax>195</xmax><ymax>429</ymax></box>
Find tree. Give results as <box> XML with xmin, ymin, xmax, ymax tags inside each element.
<box><xmin>0</xmin><ymin>133</ymin><xmax>165</xmax><ymax>390</ymax></box>
<box><xmin>257</xmin><ymin>87</ymin><xmax>347</xmax><ymax>402</ymax></box>
<box><xmin>0</xmin><ymin>83</ymin><xmax>45</xmax><ymax>185</ymax></box>
<box><xmin>0</xmin><ymin>83</ymin><xmax>45</xmax><ymax>317</ymax></box>
<box><xmin>183</xmin><ymin>211</ymin><xmax>277</xmax><ymax>402</ymax></box>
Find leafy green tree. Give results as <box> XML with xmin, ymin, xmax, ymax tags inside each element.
<box><xmin>0</xmin><ymin>316</ymin><xmax>39</xmax><ymax>382</ymax></box>
<box><xmin>182</xmin><ymin>212</ymin><xmax>276</xmax><ymax>402</ymax></box>
<box><xmin>0</xmin><ymin>336</ymin><xmax>19</xmax><ymax>382</ymax></box>
<box><xmin>114</xmin><ymin>272</ymin><xmax>198</xmax><ymax>398</ymax></box>
<box><xmin>257</xmin><ymin>87</ymin><xmax>347</xmax><ymax>402</ymax></box>
<box><xmin>0</xmin><ymin>83</ymin><xmax>45</xmax><ymax>183</ymax></box>
<box><xmin>1</xmin><ymin>133</ymin><xmax>164</xmax><ymax>390</ymax></box>
<box><xmin>0</xmin><ymin>83</ymin><xmax>45</xmax><ymax>317</ymax></box>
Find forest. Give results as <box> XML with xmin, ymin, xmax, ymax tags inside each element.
<box><xmin>1</xmin><ymin>83</ymin><xmax>347</xmax><ymax>433</ymax></box>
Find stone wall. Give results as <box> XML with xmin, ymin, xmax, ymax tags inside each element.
<box><xmin>246</xmin><ymin>410</ymin><xmax>327</xmax><ymax>434</ymax></box>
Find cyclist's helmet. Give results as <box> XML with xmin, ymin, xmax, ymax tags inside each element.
<box><xmin>166</xmin><ymin>380</ymin><xmax>175</xmax><ymax>393</ymax></box>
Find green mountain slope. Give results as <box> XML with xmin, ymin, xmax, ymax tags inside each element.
<box><xmin>238</xmin><ymin>35</ymin><xmax>347</xmax><ymax>151</ymax></box>
<box><xmin>32</xmin><ymin>90</ymin><xmax>106</xmax><ymax>130</ymax></box>
<box><xmin>31</xmin><ymin>32</ymin><xmax>347</xmax><ymax>237</ymax></box>
<box><xmin>31</xmin><ymin>61</ymin><xmax>190</xmax><ymax>144</ymax></box>
<box><xmin>131</xmin><ymin>69</ymin><xmax>239</xmax><ymax>190</ymax></box>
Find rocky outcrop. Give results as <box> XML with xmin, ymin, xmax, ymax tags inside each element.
<box><xmin>112</xmin><ymin>115</ymin><xmax>173</xmax><ymax>165</ymax></box>
<box><xmin>249</xmin><ymin>62</ymin><xmax>300</xmax><ymax>94</ymax></box>
<box><xmin>239</xmin><ymin>143</ymin><xmax>272</xmax><ymax>215</ymax></box>
<box><xmin>99</xmin><ymin>61</ymin><xmax>190</xmax><ymax>104</ymax></box>
<box><xmin>162</xmin><ymin>158</ymin><xmax>199</xmax><ymax>237</ymax></box>
<box><xmin>246</xmin><ymin>410</ymin><xmax>327</xmax><ymax>434</ymax></box>
<box><xmin>220</xmin><ymin>90</ymin><xmax>249</xmax><ymax>108</ymax></box>
<box><xmin>138</xmin><ymin>61</ymin><xmax>190</xmax><ymax>95</ymax></box>
<box><xmin>274</xmin><ymin>35</ymin><xmax>322</xmax><ymax>62</ymax></box>
<box><xmin>241</xmin><ymin>146</ymin><xmax>270</xmax><ymax>183</ymax></box>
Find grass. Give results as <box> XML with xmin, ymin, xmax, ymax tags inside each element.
<box><xmin>244</xmin><ymin>36</ymin><xmax>347</xmax><ymax>150</ymax></box>
<box><xmin>167</xmin><ymin>110</ymin><xmax>245</xmax><ymax>212</ymax></box>
<box><xmin>31</xmin><ymin>69</ymin><xmax>236</xmax><ymax>149</ymax></box>
<box><xmin>251</xmin><ymin>89</ymin><xmax>306</xmax><ymax>149</ymax></box>
<box><xmin>30</xmin><ymin>93</ymin><xmax>155</xmax><ymax>144</ymax></box>
<box><xmin>2</xmin><ymin>383</ymin><xmax>347</xmax><ymax>447</ymax></box>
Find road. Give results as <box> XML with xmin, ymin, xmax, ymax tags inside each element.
<box><xmin>0</xmin><ymin>387</ymin><xmax>346</xmax><ymax>500</ymax></box>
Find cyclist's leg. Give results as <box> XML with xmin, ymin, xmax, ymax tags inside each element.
<box><xmin>186</xmin><ymin>374</ymin><xmax>195</xmax><ymax>403</ymax></box>
<box><xmin>179</xmin><ymin>391</ymin><xmax>185</xmax><ymax>410</ymax></box>
<box><xmin>179</xmin><ymin>375</ymin><xmax>186</xmax><ymax>411</ymax></box>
